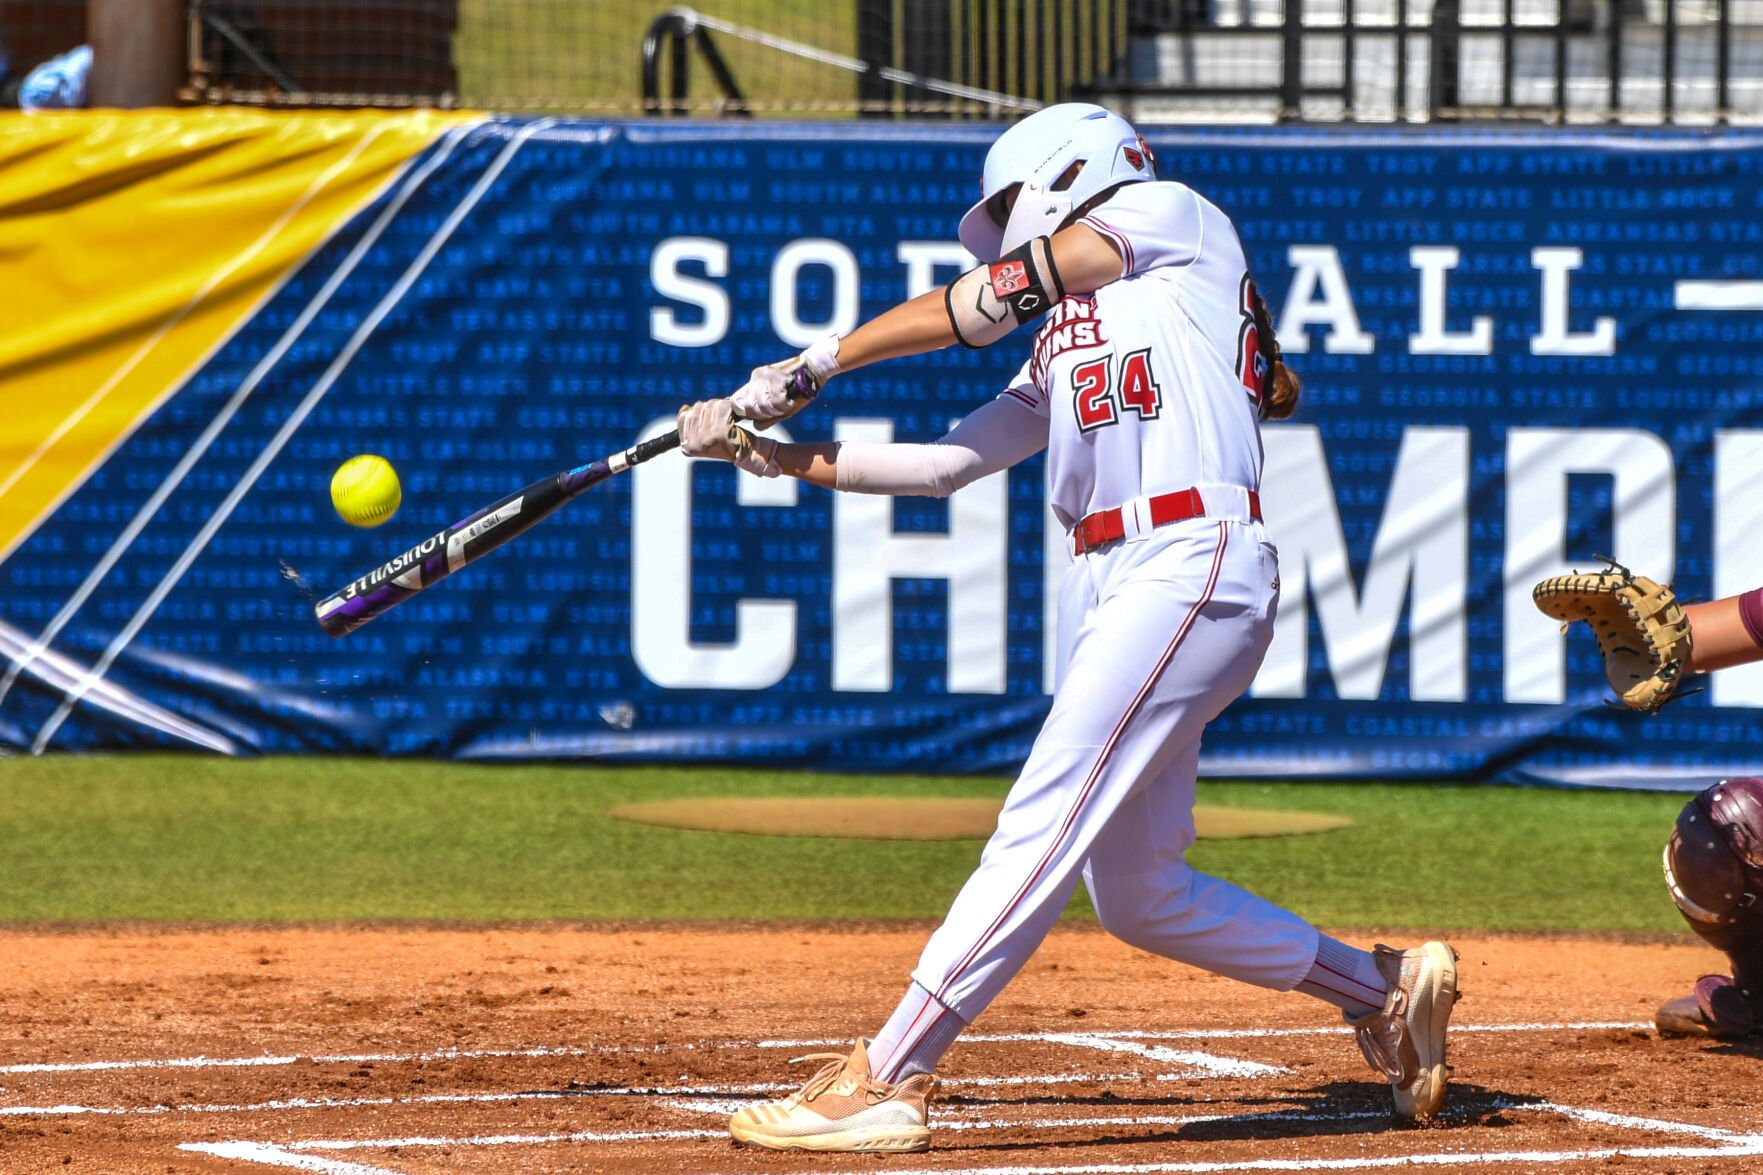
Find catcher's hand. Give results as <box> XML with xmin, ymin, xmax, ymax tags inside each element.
<box><xmin>1532</xmin><ymin>559</ymin><xmax>1694</xmax><ymax>713</ymax></box>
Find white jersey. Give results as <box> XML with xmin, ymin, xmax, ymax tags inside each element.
<box><xmin>838</xmin><ymin>114</ymin><xmax>1393</xmax><ymax>1107</ymax></box>
<box><xmin>999</xmin><ymin>181</ymin><xmax>1267</xmax><ymax>530</ymax></box>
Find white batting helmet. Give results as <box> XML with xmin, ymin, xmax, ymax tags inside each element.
<box><xmin>957</xmin><ymin>103</ymin><xmax>1155</xmax><ymax>263</ymax></box>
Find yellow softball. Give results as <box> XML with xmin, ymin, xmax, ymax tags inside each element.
<box><xmin>331</xmin><ymin>454</ymin><xmax>402</xmax><ymax>528</ymax></box>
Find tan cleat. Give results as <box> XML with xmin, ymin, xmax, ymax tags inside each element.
<box><xmin>1656</xmin><ymin>994</ymin><xmax>1720</xmax><ymax>1037</ymax></box>
<box><xmin>729</xmin><ymin>1039</ymin><xmax>938</xmax><ymax>1153</ymax></box>
<box><xmin>1349</xmin><ymin>941</ymin><xmax>1460</xmax><ymax>1121</ymax></box>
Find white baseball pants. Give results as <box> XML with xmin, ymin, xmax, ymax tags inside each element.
<box><xmin>909</xmin><ymin>517</ymin><xmax>1319</xmax><ymax>1023</ymax></box>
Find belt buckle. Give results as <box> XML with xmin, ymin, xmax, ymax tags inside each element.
<box><xmin>1074</xmin><ymin>507</ymin><xmax>1124</xmax><ymax>555</ymax></box>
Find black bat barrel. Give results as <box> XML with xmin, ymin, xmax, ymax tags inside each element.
<box><xmin>313</xmin><ymin>431</ymin><xmax>683</xmax><ymax>638</ymax></box>
<box><xmin>315</xmin><ymin>461</ymin><xmax>605</xmax><ymax>636</ymax></box>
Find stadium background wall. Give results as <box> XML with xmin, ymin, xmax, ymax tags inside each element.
<box><xmin>1</xmin><ymin>110</ymin><xmax>1760</xmax><ymax>789</ymax></box>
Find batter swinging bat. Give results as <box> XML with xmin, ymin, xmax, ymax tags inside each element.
<box><xmin>314</xmin><ymin>427</ymin><xmax>682</xmax><ymax>637</ymax></box>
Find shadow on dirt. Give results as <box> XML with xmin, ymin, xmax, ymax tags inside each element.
<box><xmin>940</xmin><ymin>1082</ymin><xmax>1548</xmax><ymax>1154</ymax></box>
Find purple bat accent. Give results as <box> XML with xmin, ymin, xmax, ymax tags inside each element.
<box><xmin>785</xmin><ymin>364</ymin><xmax>824</xmax><ymax>407</ymax></box>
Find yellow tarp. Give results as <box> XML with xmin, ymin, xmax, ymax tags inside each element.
<box><xmin>0</xmin><ymin>107</ymin><xmax>480</xmax><ymax>563</ymax></box>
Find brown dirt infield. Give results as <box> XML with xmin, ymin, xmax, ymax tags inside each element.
<box><xmin>2</xmin><ymin>924</ymin><xmax>1758</xmax><ymax>1174</ymax></box>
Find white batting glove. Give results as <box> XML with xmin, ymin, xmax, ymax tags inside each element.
<box><xmin>729</xmin><ymin>334</ymin><xmax>841</xmax><ymax>429</ymax></box>
<box><xmin>676</xmin><ymin>399</ymin><xmax>781</xmax><ymax>478</ymax></box>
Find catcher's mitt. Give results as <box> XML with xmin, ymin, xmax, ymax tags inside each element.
<box><xmin>1531</xmin><ymin>559</ymin><xmax>1694</xmax><ymax>713</ymax></box>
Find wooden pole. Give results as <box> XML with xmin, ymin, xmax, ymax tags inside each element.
<box><xmin>87</xmin><ymin>0</ymin><xmax>185</xmax><ymax>108</ymax></box>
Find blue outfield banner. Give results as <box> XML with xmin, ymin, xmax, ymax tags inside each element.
<box><xmin>2</xmin><ymin>117</ymin><xmax>1761</xmax><ymax>788</ymax></box>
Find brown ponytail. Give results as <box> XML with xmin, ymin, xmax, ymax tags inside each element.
<box><xmin>1250</xmin><ymin>289</ymin><xmax>1301</xmax><ymax>421</ymax></box>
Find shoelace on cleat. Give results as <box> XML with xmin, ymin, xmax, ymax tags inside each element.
<box><xmin>786</xmin><ymin>1052</ymin><xmax>859</xmax><ymax>1103</ymax></box>
<box><xmin>1354</xmin><ymin>989</ymin><xmax>1411</xmax><ymax>1082</ymax></box>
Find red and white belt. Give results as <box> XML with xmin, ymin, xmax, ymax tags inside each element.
<box><xmin>1071</xmin><ymin>486</ymin><xmax>1262</xmax><ymax>555</ymax></box>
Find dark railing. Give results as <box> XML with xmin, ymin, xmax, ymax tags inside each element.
<box><xmin>868</xmin><ymin>0</ymin><xmax>1132</xmax><ymax>113</ymax></box>
<box><xmin>185</xmin><ymin>0</ymin><xmax>458</xmax><ymax>108</ymax></box>
<box><xmin>641</xmin><ymin>10</ymin><xmax>750</xmax><ymax>115</ymax></box>
<box><xmin>640</xmin><ymin>4</ymin><xmax>1090</xmax><ymax>117</ymax></box>
<box><xmin>22</xmin><ymin>0</ymin><xmax>1747</xmax><ymax>121</ymax></box>
<box><xmin>1098</xmin><ymin>0</ymin><xmax>1761</xmax><ymax>124</ymax></box>
<box><xmin>641</xmin><ymin>0</ymin><xmax>1761</xmax><ymax>124</ymax></box>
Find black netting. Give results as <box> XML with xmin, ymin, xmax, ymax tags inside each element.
<box><xmin>5</xmin><ymin>1</ymin><xmax>1758</xmax><ymax>122</ymax></box>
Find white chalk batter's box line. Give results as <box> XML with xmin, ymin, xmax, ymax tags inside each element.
<box><xmin>0</xmin><ymin>1076</ymin><xmax>1185</xmax><ymax>1118</ymax></box>
<box><xmin>175</xmin><ymin>1100</ymin><xmax>1763</xmax><ymax>1175</ymax></box>
<box><xmin>0</xmin><ymin>1020</ymin><xmax>1647</xmax><ymax>1076</ymax></box>
<box><xmin>4</xmin><ymin>1023</ymin><xmax>1756</xmax><ymax>1174</ymax></box>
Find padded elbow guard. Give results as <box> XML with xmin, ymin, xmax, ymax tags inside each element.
<box><xmin>945</xmin><ymin>236</ymin><xmax>1064</xmax><ymax>349</ymax></box>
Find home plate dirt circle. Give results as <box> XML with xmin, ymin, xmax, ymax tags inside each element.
<box><xmin>606</xmin><ymin>796</ymin><xmax>1354</xmax><ymax>840</ymax></box>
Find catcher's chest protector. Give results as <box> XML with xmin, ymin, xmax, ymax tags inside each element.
<box><xmin>1665</xmin><ymin>777</ymin><xmax>1763</xmax><ymax>989</ymax></box>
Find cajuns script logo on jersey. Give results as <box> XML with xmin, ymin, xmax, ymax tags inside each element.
<box><xmin>1030</xmin><ymin>295</ymin><xmax>1108</xmax><ymax>388</ymax></box>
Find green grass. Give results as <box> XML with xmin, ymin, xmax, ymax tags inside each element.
<box><xmin>454</xmin><ymin>0</ymin><xmax>859</xmax><ymax>113</ymax></box>
<box><xmin>1182</xmin><ymin>781</ymin><xmax>1684</xmax><ymax>932</ymax></box>
<box><xmin>0</xmin><ymin>756</ymin><xmax>1690</xmax><ymax>932</ymax></box>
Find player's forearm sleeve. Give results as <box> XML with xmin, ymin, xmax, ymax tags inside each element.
<box><xmin>834</xmin><ymin>397</ymin><xmax>1048</xmax><ymax>498</ymax></box>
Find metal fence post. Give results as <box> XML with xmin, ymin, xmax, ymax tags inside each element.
<box><xmin>857</xmin><ymin>0</ymin><xmax>896</xmax><ymax>114</ymax></box>
<box><xmin>87</xmin><ymin>0</ymin><xmax>184</xmax><ymax>106</ymax></box>
<box><xmin>1430</xmin><ymin>0</ymin><xmax>1460</xmax><ymax>119</ymax></box>
<box><xmin>1281</xmin><ymin>0</ymin><xmax>1302</xmax><ymax>118</ymax></box>
<box><xmin>1717</xmin><ymin>0</ymin><xmax>1732</xmax><ymax>119</ymax></box>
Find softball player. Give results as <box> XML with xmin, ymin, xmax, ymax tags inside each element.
<box><xmin>1654</xmin><ymin>587</ymin><xmax>1763</xmax><ymax>1036</ymax></box>
<box><xmin>680</xmin><ymin>103</ymin><xmax>1459</xmax><ymax>1153</ymax></box>
<box><xmin>1533</xmin><ymin>570</ymin><xmax>1763</xmax><ymax>1037</ymax></box>
<box><xmin>1658</xmin><ymin>776</ymin><xmax>1763</xmax><ymax>1040</ymax></box>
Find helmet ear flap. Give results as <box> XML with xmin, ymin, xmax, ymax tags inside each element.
<box><xmin>997</xmin><ymin>180</ymin><xmax>1072</xmax><ymax>258</ymax></box>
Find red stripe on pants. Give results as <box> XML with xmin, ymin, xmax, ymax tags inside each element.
<box><xmin>933</xmin><ymin>524</ymin><xmax>1230</xmax><ymax>1005</ymax></box>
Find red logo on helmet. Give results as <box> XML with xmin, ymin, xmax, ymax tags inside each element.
<box><xmin>990</xmin><ymin>261</ymin><xmax>1029</xmax><ymax>297</ymax></box>
<box><xmin>1124</xmin><ymin>147</ymin><xmax>1144</xmax><ymax>171</ymax></box>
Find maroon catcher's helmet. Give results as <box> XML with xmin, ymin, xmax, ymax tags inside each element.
<box><xmin>1664</xmin><ymin>772</ymin><xmax>1763</xmax><ymax>980</ymax></box>
<box><xmin>1664</xmin><ymin>777</ymin><xmax>1763</xmax><ymax>931</ymax></box>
